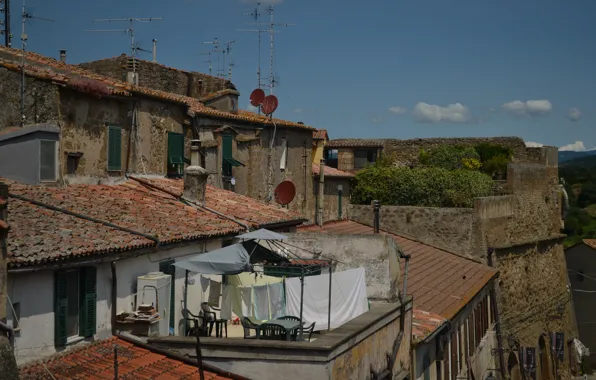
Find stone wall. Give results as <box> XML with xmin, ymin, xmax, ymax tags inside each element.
<box><xmin>79</xmin><ymin>56</ymin><xmax>234</xmax><ymax>99</ymax></box>
<box><xmin>0</xmin><ymin>68</ymin><xmax>60</xmax><ymax>128</ymax></box>
<box><xmin>313</xmin><ymin>177</ymin><xmax>352</xmax><ymax>223</ymax></box>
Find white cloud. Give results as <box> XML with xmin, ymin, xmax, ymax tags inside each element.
<box><xmin>568</xmin><ymin>107</ymin><xmax>582</xmax><ymax>121</ymax></box>
<box><xmin>525</xmin><ymin>141</ymin><xmax>544</xmax><ymax>148</ymax></box>
<box><xmin>501</xmin><ymin>99</ymin><xmax>552</xmax><ymax>116</ymax></box>
<box><xmin>412</xmin><ymin>102</ymin><xmax>472</xmax><ymax>123</ymax></box>
<box><xmin>371</xmin><ymin>116</ymin><xmax>384</xmax><ymax>125</ymax></box>
<box><xmin>388</xmin><ymin>106</ymin><xmax>407</xmax><ymax>114</ymax></box>
<box><xmin>559</xmin><ymin>141</ymin><xmax>588</xmax><ymax>152</ymax></box>
<box><xmin>247</xmin><ymin>103</ymin><xmax>258</xmax><ymax>112</ymax></box>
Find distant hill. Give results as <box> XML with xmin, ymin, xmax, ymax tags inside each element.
<box><xmin>559</xmin><ymin>150</ymin><xmax>596</xmax><ymax>163</ymax></box>
<box><xmin>560</xmin><ymin>154</ymin><xmax>596</xmax><ymax>169</ymax></box>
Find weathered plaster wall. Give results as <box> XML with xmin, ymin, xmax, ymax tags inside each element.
<box><xmin>313</xmin><ymin>177</ymin><xmax>352</xmax><ymax>223</ymax></box>
<box><xmin>7</xmin><ymin>240</ymin><xmax>222</xmax><ymax>365</ymax></box>
<box><xmin>337</xmin><ymin>148</ymin><xmax>354</xmax><ymax>171</ymax></box>
<box><xmin>80</xmin><ymin>56</ymin><xmax>234</xmax><ymax>99</ymax></box>
<box><xmin>0</xmin><ymin>68</ymin><xmax>59</xmax><ymax>129</ymax></box>
<box><xmin>349</xmin><ymin>204</ymin><xmax>481</xmax><ymax>258</ymax></box>
<box><xmin>284</xmin><ymin>232</ymin><xmax>401</xmax><ymax>301</ymax></box>
<box><xmin>312</xmin><ymin>140</ymin><xmax>324</xmax><ymax>163</ymax></box>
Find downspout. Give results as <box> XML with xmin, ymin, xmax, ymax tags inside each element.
<box><xmin>124</xmin><ymin>101</ymin><xmax>138</xmax><ymax>175</ymax></box>
<box><xmin>487</xmin><ymin>248</ymin><xmax>506</xmax><ymax>379</ymax></box>
<box><xmin>8</xmin><ymin>193</ymin><xmax>160</xmax><ymax>249</ymax></box>
<box><xmin>266</xmin><ymin>119</ymin><xmax>278</xmax><ymax>202</ymax></box>
<box><xmin>316</xmin><ymin>159</ymin><xmax>325</xmax><ymax>226</ymax></box>
<box><xmin>111</xmin><ymin>260</ymin><xmax>119</xmax><ymax>336</ymax></box>
<box><xmin>128</xmin><ymin>176</ymin><xmax>251</xmax><ymax>232</ymax></box>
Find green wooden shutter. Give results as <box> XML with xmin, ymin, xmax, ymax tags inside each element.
<box><xmin>159</xmin><ymin>260</ymin><xmax>176</xmax><ymax>334</ymax></box>
<box><xmin>79</xmin><ymin>267</ymin><xmax>97</xmax><ymax>338</ymax></box>
<box><xmin>107</xmin><ymin>126</ymin><xmax>122</xmax><ymax>171</ymax></box>
<box><xmin>54</xmin><ymin>271</ymin><xmax>68</xmax><ymax>347</ymax></box>
<box><xmin>222</xmin><ymin>134</ymin><xmax>233</xmax><ymax>176</ymax></box>
<box><xmin>168</xmin><ymin>132</ymin><xmax>184</xmax><ymax>164</ymax></box>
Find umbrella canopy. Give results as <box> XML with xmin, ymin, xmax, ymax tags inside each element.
<box><xmin>237</xmin><ymin>228</ymin><xmax>288</xmax><ymax>241</ymax></box>
<box><xmin>173</xmin><ymin>241</ymin><xmax>290</xmax><ymax>275</ymax></box>
<box><xmin>173</xmin><ymin>243</ymin><xmax>251</xmax><ymax>275</ymax></box>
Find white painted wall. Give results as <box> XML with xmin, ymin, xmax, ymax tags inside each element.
<box><xmin>7</xmin><ymin>239</ymin><xmax>223</xmax><ymax>365</ymax></box>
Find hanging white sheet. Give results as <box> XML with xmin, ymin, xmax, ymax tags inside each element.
<box><xmin>285</xmin><ymin>267</ymin><xmax>368</xmax><ymax>331</ymax></box>
<box><xmin>221</xmin><ymin>285</ymin><xmax>254</xmax><ymax>320</ymax></box>
<box><xmin>268</xmin><ymin>282</ymin><xmax>286</xmax><ymax>319</ymax></box>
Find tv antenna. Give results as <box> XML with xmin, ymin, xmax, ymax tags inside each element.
<box><xmin>85</xmin><ymin>17</ymin><xmax>163</xmax><ymax>75</ymax></box>
<box><xmin>239</xmin><ymin>2</ymin><xmax>262</xmax><ymax>88</ymax></box>
<box><xmin>201</xmin><ymin>38</ymin><xmax>222</xmax><ymax>77</ymax></box>
<box><xmin>238</xmin><ymin>5</ymin><xmax>294</xmax><ymax>94</ymax></box>
<box><xmin>222</xmin><ymin>40</ymin><xmax>236</xmax><ymax>80</ymax></box>
<box><xmin>1</xmin><ymin>0</ymin><xmax>12</xmax><ymax>47</ymax></box>
<box><xmin>198</xmin><ymin>51</ymin><xmax>214</xmax><ymax>76</ymax></box>
<box><xmin>20</xmin><ymin>0</ymin><xmax>55</xmax><ymax>126</ymax></box>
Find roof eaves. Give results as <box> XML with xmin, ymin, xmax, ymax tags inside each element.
<box><xmin>0</xmin><ymin>123</ymin><xmax>60</xmax><ymax>142</ymax></box>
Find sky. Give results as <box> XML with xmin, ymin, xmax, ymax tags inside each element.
<box><xmin>8</xmin><ymin>0</ymin><xmax>596</xmax><ymax>151</ymax></box>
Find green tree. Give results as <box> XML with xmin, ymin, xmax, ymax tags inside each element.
<box><xmin>578</xmin><ymin>184</ymin><xmax>596</xmax><ymax>208</ymax></box>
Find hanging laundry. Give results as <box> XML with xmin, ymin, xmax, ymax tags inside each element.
<box><xmin>208</xmin><ymin>280</ymin><xmax>221</xmax><ymax>307</ymax></box>
<box><xmin>268</xmin><ymin>282</ymin><xmax>286</xmax><ymax>319</ymax></box>
<box><xmin>252</xmin><ymin>284</ymin><xmax>270</xmax><ymax>320</ymax></box>
<box><xmin>220</xmin><ymin>285</ymin><xmax>232</xmax><ymax>320</ymax></box>
<box><xmin>227</xmin><ymin>272</ymin><xmax>282</xmax><ymax>287</ymax></box>
<box><xmin>199</xmin><ymin>275</ymin><xmax>210</xmax><ymax>292</ymax></box>
<box><xmin>221</xmin><ymin>285</ymin><xmax>253</xmax><ymax>319</ymax></box>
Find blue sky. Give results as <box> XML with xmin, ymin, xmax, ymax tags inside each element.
<box><xmin>11</xmin><ymin>0</ymin><xmax>596</xmax><ymax>150</ymax></box>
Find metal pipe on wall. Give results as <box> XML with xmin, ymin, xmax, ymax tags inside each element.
<box><xmin>316</xmin><ymin>159</ymin><xmax>325</xmax><ymax>226</ymax></box>
<box><xmin>327</xmin><ymin>260</ymin><xmax>332</xmax><ymax>332</ymax></box>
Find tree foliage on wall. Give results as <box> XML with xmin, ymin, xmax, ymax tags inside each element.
<box><xmin>351</xmin><ymin>161</ymin><xmax>494</xmax><ymax>208</ymax></box>
<box><xmin>419</xmin><ymin>144</ymin><xmax>513</xmax><ymax>178</ymax></box>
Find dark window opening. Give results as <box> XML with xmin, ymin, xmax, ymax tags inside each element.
<box><xmin>159</xmin><ymin>260</ymin><xmax>176</xmax><ymax>335</ymax></box>
<box><xmin>324</xmin><ymin>149</ymin><xmax>338</xmax><ymax>168</ymax></box>
<box><xmin>167</xmin><ymin>132</ymin><xmax>185</xmax><ymax>178</ymax></box>
<box><xmin>354</xmin><ymin>149</ymin><xmax>377</xmax><ymax>169</ymax></box>
<box><xmin>40</xmin><ymin>140</ymin><xmax>57</xmax><ymax>181</ymax></box>
<box><xmin>66</xmin><ymin>152</ymin><xmax>83</xmax><ymax>175</ymax></box>
<box><xmin>222</xmin><ymin>133</ymin><xmax>244</xmax><ymax>180</ymax></box>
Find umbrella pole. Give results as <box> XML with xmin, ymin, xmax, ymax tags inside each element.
<box><xmin>328</xmin><ymin>260</ymin><xmax>332</xmax><ymax>332</ymax></box>
<box><xmin>183</xmin><ymin>270</ymin><xmax>189</xmax><ymax>336</ymax></box>
<box><xmin>299</xmin><ymin>267</ymin><xmax>305</xmax><ymax>341</ymax></box>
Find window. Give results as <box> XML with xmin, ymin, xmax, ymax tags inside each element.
<box><xmin>221</xmin><ymin>134</ymin><xmax>244</xmax><ymax>177</ymax></box>
<box><xmin>159</xmin><ymin>260</ymin><xmax>176</xmax><ymax>335</ymax></box>
<box><xmin>280</xmin><ymin>137</ymin><xmax>288</xmax><ymax>170</ymax></box>
<box><xmin>324</xmin><ymin>149</ymin><xmax>339</xmax><ymax>168</ymax></box>
<box><xmin>167</xmin><ymin>132</ymin><xmax>185</xmax><ymax>177</ymax></box>
<box><xmin>107</xmin><ymin>126</ymin><xmax>122</xmax><ymax>171</ymax></box>
<box><xmin>40</xmin><ymin>140</ymin><xmax>57</xmax><ymax>181</ymax></box>
<box><xmin>54</xmin><ymin>267</ymin><xmax>97</xmax><ymax>346</ymax></box>
<box><xmin>354</xmin><ymin>149</ymin><xmax>377</xmax><ymax>169</ymax></box>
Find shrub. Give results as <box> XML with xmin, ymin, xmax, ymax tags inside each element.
<box><xmin>69</xmin><ymin>78</ymin><xmax>112</xmax><ymax>97</ymax></box>
<box><xmin>351</xmin><ymin>166</ymin><xmax>494</xmax><ymax>208</ymax></box>
<box><xmin>483</xmin><ymin>155</ymin><xmax>510</xmax><ymax>178</ymax></box>
<box><xmin>474</xmin><ymin>143</ymin><xmax>513</xmax><ymax>176</ymax></box>
<box><xmin>419</xmin><ymin>145</ymin><xmax>481</xmax><ymax>170</ymax></box>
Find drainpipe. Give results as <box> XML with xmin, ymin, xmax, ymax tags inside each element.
<box><xmin>338</xmin><ymin>184</ymin><xmax>343</xmax><ymax>220</ymax></box>
<box><xmin>8</xmin><ymin>193</ymin><xmax>160</xmax><ymax>249</ymax></box>
<box><xmin>128</xmin><ymin>176</ymin><xmax>251</xmax><ymax>232</ymax></box>
<box><xmin>111</xmin><ymin>260</ymin><xmax>119</xmax><ymax>335</ymax></box>
<box><xmin>316</xmin><ymin>159</ymin><xmax>325</xmax><ymax>226</ymax></box>
<box><xmin>487</xmin><ymin>248</ymin><xmax>506</xmax><ymax>379</ymax></box>
<box><xmin>401</xmin><ymin>253</ymin><xmax>410</xmax><ymax>299</ymax></box>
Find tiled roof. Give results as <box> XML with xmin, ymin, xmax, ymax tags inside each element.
<box><xmin>312</xmin><ymin>163</ymin><xmax>354</xmax><ymax>178</ymax></box>
<box><xmin>412</xmin><ymin>309</ymin><xmax>447</xmax><ymax>344</ymax></box>
<box><xmin>313</xmin><ymin>129</ymin><xmax>328</xmax><ymax>140</ymax></box>
<box><xmin>326</xmin><ymin>139</ymin><xmax>385</xmax><ymax>148</ymax></box>
<box><xmin>5</xmin><ymin>179</ymin><xmax>243</xmax><ymax>267</ymax></box>
<box><xmin>584</xmin><ymin>239</ymin><xmax>596</xmax><ymax>250</ymax></box>
<box><xmin>298</xmin><ymin>220</ymin><xmax>498</xmax><ymax>320</ymax></box>
<box><xmin>201</xmin><ymin>89</ymin><xmax>240</xmax><ymax>102</ymax></box>
<box><xmin>126</xmin><ymin>177</ymin><xmax>306</xmax><ymax>228</ymax></box>
<box><xmin>19</xmin><ymin>336</ymin><xmax>243</xmax><ymax>380</ymax></box>
<box><xmin>0</xmin><ymin>46</ymin><xmax>312</xmax><ymax>130</ymax></box>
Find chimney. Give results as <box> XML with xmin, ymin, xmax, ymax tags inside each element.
<box><xmin>152</xmin><ymin>39</ymin><xmax>157</xmax><ymax>63</ymax></box>
<box><xmin>316</xmin><ymin>159</ymin><xmax>325</xmax><ymax>226</ymax></box>
<box><xmin>372</xmin><ymin>200</ymin><xmax>380</xmax><ymax>234</ymax></box>
<box><xmin>183</xmin><ymin>140</ymin><xmax>209</xmax><ymax>205</ymax></box>
<box><xmin>59</xmin><ymin>50</ymin><xmax>66</xmax><ymax>63</ymax></box>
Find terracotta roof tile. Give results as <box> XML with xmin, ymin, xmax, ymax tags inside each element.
<box><xmin>19</xmin><ymin>336</ymin><xmax>240</xmax><ymax>380</ymax></box>
<box><xmin>0</xmin><ymin>46</ymin><xmax>311</xmax><ymax>130</ymax></box>
<box><xmin>412</xmin><ymin>309</ymin><xmax>447</xmax><ymax>343</ymax></box>
<box><xmin>326</xmin><ymin>139</ymin><xmax>385</xmax><ymax>148</ymax></box>
<box><xmin>584</xmin><ymin>239</ymin><xmax>596</xmax><ymax>250</ymax></box>
<box><xmin>4</xmin><ymin>177</ymin><xmax>302</xmax><ymax>267</ymax></box>
<box><xmin>126</xmin><ymin>177</ymin><xmax>306</xmax><ymax>228</ymax></box>
<box><xmin>312</xmin><ymin>163</ymin><xmax>354</xmax><ymax>178</ymax></box>
<box><xmin>313</xmin><ymin>129</ymin><xmax>328</xmax><ymax>140</ymax></box>
<box><xmin>298</xmin><ymin>220</ymin><xmax>498</xmax><ymax>320</ymax></box>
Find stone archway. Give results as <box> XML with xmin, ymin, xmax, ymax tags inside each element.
<box><xmin>508</xmin><ymin>352</ymin><xmax>523</xmax><ymax>380</ymax></box>
<box><xmin>539</xmin><ymin>335</ymin><xmax>552</xmax><ymax>380</ymax></box>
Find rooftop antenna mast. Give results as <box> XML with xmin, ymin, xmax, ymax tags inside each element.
<box><xmin>202</xmin><ymin>38</ymin><xmax>223</xmax><ymax>77</ymax></box>
<box><xmin>198</xmin><ymin>51</ymin><xmax>214</xmax><ymax>76</ymax></box>
<box><xmin>240</xmin><ymin>3</ymin><xmax>262</xmax><ymax>89</ymax></box>
<box><xmin>85</xmin><ymin>17</ymin><xmax>163</xmax><ymax>75</ymax></box>
<box><xmin>222</xmin><ymin>40</ymin><xmax>236</xmax><ymax>80</ymax></box>
<box><xmin>1</xmin><ymin>0</ymin><xmax>11</xmax><ymax>47</ymax></box>
<box><xmin>238</xmin><ymin>5</ymin><xmax>294</xmax><ymax>95</ymax></box>
<box><xmin>20</xmin><ymin>0</ymin><xmax>54</xmax><ymax>126</ymax></box>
